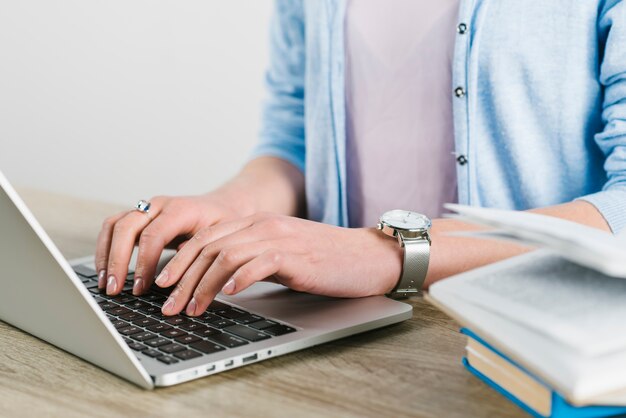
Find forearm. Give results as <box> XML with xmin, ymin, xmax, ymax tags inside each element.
<box><xmin>423</xmin><ymin>200</ymin><xmax>610</xmax><ymax>287</ymax></box>
<box><xmin>212</xmin><ymin>156</ymin><xmax>305</xmax><ymax>218</ymax></box>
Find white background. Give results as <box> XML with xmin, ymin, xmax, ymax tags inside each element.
<box><xmin>0</xmin><ymin>0</ymin><xmax>273</xmax><ymax>205</ymax></box>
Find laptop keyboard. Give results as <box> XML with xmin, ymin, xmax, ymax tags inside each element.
<box><xmin>73</xmin><ymin>266</ymin><xmax>296</xmax><ymax>366</ymax></box>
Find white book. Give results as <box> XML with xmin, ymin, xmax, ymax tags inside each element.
<box><xmin>427</xmin><ymin>205</ymin><xmax>626</xmax><ymax>405</ymax></box>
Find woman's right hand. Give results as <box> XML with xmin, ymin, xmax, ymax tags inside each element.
<box><xmin>95</xmin><ymin>191</ymin><xmax>252</xmax><ymax>296</ymax></box>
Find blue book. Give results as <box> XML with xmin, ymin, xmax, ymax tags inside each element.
<box><xmin>462</xmin><ymin>328</ymin><xmax>626</xmax><ymax>418</ymax></box>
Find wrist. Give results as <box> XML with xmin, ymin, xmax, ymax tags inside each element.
<box><xmin>423</xmin><ymin>218</ymin><xmax>467</xmax><ymax>287</ymax></box>
<box><xmin>364</xmin><ymin>228</ymin><xmax>404</xmax><ymax>294</ymax></box>
<box><xmin>208</xmin><ymin>180</ymin><xmax>259</xmax><ymax>218</ymax></box>
<box><xmin>215</xmin><ymin>157</ymin><xmax>304</xmax><ymax>217</ymax></box>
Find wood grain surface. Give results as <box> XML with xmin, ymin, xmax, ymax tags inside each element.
<box><xmin>0</xmin><ymin>189</ymin><xmax>525</xmax><ymax>418</ymax></box>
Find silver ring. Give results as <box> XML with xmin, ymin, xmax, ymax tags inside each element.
<box><xmin>135</xmin><ymin>200</ymin><xmax>151</xmax><ymax>214</ymax></box>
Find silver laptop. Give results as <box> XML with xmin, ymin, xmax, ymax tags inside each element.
<box><xmin>0</xmin><ymin>171</ymin><xmax>412</xmax><ymax>388</ymax></box>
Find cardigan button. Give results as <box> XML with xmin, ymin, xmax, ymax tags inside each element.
<box><xmin>456</xmin><ymin>155</ymin><xmax>468</xmax><ymax>166</ymax></box>
<box><xmin>455</xmin><ymin>87</ymin><xmax>466</xmax><ymax>98</ymax></box>
<box><xmin>457</xmin><ymin>23</ymin><xmax>468</xmax><ymax>34</ymax></box>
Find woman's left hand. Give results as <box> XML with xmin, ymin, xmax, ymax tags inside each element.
<box><xmin>154</xmin><ymin>212</ymin><xmax>403</xmax><ymax>316</ymax></box>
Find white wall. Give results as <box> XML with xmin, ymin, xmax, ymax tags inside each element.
<box><xmin>0</xmin><ymin>0</ymin><xmax>273</xmax><ymax>205</ymax></box>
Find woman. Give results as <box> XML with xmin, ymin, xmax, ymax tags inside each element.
<box><xmin>96</xmin><ymin>0</ymin><xmax>625</xmax><ymax>317</ymax></box>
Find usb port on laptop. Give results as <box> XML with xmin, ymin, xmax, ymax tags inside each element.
<box><xmin>242</xmin><ymin>354</ymin><xmax>258</xmax><ymax>363</ymax></box>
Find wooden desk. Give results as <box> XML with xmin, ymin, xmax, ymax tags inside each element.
<box><xmin>0</xmin><ymin>189</ymin><xmax>525</xmax><ymax>418</ymax></box>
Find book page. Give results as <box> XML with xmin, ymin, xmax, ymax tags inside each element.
<box><xmin>441</xmin><ymin>251</ymin><xmax>626</xmax><ymax>357</ymax></box>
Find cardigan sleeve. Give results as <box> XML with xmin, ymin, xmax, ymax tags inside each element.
<box><xmin>249</xmin><ymin>0</ymin><xmax>306</xmax><ymax>173</ymax></box>
<box><xmin>578</xmin><ymin>0</ymin><xmax>626</xmax><ymax>233</ymax></box>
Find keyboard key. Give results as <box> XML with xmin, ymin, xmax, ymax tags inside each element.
<box><xmin>137</xmin><ymin>305</ymin><xmax>162</xmax><ymax>315</ymax></box>
<box><xmin>249</xmin><ymin>320</ymin><xmax>278</xmax><ymax>330</ymax></box>
<box><xmin>127</xmin><ymin>342</ymin><xmax>146</xmax><ymax>351</ymax></box>
<box><xmin>197</xmin><ymin>313</ymin><xmax>221</xmax><ymax>324</ymax></box>
<box><xmin>118</xmin><ymin>326</ymin><xmax>142</xmax><ymax>336</ymax></box>
<box><xmin>111</xmin><ymin>320</ymin><xmax>129</xmax><ymax>329</ymax></box>
<box><xmin>89</xmin><ymin>287</ymin><xmax>104</xmax><ymax>295</ymax></box>
<box><xmin>263</xmin><ymin>324</ymin><xmax>296</xmax><ymax>336</ymax></box>
<box><xmin>141</xmin><ymin>348</ymin><xmax>162</xmax><ymax>358</ymax></box>
<box><xmin>174</xmin><ymin>349</ymin><xmax>202</xmax><ymax>361</ymax></box>
<box><xmin>216</xmin><ymin>308</ymin><xmax>248</xmax><ymax>320</ymax></box>
<box><xmin>116</xmin><ymin>295</ymin><xmax>137</xmax><ymax>305</ymax></box>
<box><xmin>179</xmin><ymin>321</ymin><xmax>205</xmax><ymax>332</ymax></box>
<box><xmin>151</xmin><ymin>285</ymin><xmax>175</xmax><ymax>295</ymax></box>
<box><xmin>159</xmin><ymin>343</ymin><xmax>186</xmax><ymax>354</ymax></box>
<box><xmin>99</xmin><ymin>302</ymin><xmax>118</xmax><ymax>311</ymax></box>
<box><xmin>206</xmin><ymin>333</ymin><xmax>248</xmax><ymax>348</ymax></box>
<box><xmin>161</xmin><ymin>329</ymin><xmax>187</xmax><ymax>338</ymax></box>
<box><xmin>126</xmin><ymin>300</ymin><xmax>152</xmax><ymax>311</ymax></box>
<box><xmin>224</xmin><ymin>325</ymin><xmax>271</xmax><ymax>342</ymax></box>
<box><xmin>183</xmin><ymin>323</ymin><xmax>208</xmax><ymax>334</ymax></box>
<box><xmin>145</xmin><ymin>337</ymin><xmax>170</xmax><ymax>348</ymax></box>
<box><xmin>109</xmin><ymin>306</ymin><xmax>132</xmax><ymax>317</ymax></box>
<box><xmin>132</xmin><ymin>317</ymin><xmax>159</xmax><ymax>327</ymax></box>
<box><xmin>84</xmin><ymin>281</ymin><xmax>99</xmax><ymax>288</ymax></box>
<box><xmin>189</xmin><ymin>341</ymin><xmax>225</xmax><ymax>355</ymax></box>
<box><xmin>146</xmin><ymin>323</ymin><xmax>172</xmax><ymax>333</ymax></box>
<box><xmin>207</xmin><ymin>318</ymin><xmax>236</xmax><ymax>329</ymax></box>
<box><xmin>131</xmin><ymin>332</ymin><xmax>158</xmax><ymax>342</ymax></box>
<box><xmin>73</xmin><ymin>265</ymin><xmax>98</xmax><ymax>278</ymax></box>
<box><xmin>192</xmin><ymin>327</ymin><xmax>221</xmax><ymax>338</ymax></box>
<box><xmin>234</xmin><ymin>314</ymin><xmax>264</xmax><ymax>325</ymax></box>
<box><xmin>157</xmin><ymin>355</ymin><xmax>179</xmax><ymax>365</ymax></box>
<box><xmin>165</xmin><ymin>316</ymin><xmax>189</xmax><ymax>326</ymax></box>
<box><xmin>119</xmin><ymin>312</ymin><xmax>144</xmax><ymax>322</ymax></box>
<box><xmin>206</xmin><ymin>300</ymin><xmax>229</xmax><ymax>312</ymax></box>
<box><xmin>175</xmin><ymin>334</ymin><xmax>201</xmax><ymax>345</ymax></box>
<box><xmin>142</xmin><ymin>293</ymin><xmax>167</xmax><ymax>303</ymax></box>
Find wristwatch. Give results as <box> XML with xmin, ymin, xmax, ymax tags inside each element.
<box><xmin>377</xmin><ymin>210</ymin><xmax>432</xmax><ymax>298</ymax></box>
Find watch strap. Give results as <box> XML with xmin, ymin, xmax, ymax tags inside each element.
<box><xmin>388</xmin><ymin>235</ymin><xmax>430</xmax><ymax>298</ymax></box>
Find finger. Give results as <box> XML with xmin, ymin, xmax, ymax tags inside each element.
<box><xmin>95</xmin><ymin>212</ymin><xmax>127</xmax><ymax>288</ymax></box>
<box><xmin>155</xmin><ymin>215</ymin><xmax>258</xmax><ymax>289</ymax></box>
<box><xmin>163</xmin><ymin>241</ymin><xmax>268</xmax><ymax>316</ymax></box>
<box><xmin>221</xmin><ymin>249</ymin><xmax>284</xmax><ymax>296</ymax></box>
<box><xmin>105</xmin><ymin>208</ymin><xmax>162</xmax><ymax>295</ymax></box>
<box><xmin>132</xmin><ymin>213</ymin><xmax>195</xmax><ymax>296</ymax></box>
<box><xmin>182</xmin><ymin>241</ymin><xmax>281</xmax><ymax>317</ymax></box>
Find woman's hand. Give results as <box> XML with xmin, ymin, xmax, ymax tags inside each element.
<box><xmin>154</xmin><ymin>213</ymin><xmax>403</xmax><ymax>316</ymax></box>
<box><xmin>95</xmin><ymin>191</ymin><xmax>252</xmax><ymax>296</ymax></box>
<box><xmin>95</xmin><ymin>156</ymin><xmax>305</xmax><ymax>297</ymax></box>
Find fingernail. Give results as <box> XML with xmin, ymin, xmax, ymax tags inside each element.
<box><xmin>98</xmin><ymin>270</ymin><xmax>106</xmax><ymax>289</ymax></box>
<box><xmin>222</xmin><ymin>278</ymin><xmax>236</xmax><ymax>294</ymax></box>
<box><xmin>133</xmin><ymin>278</ymin><xmax>143</xmax><ymax>295</ymax></box>
<box><xmin>155</xmin><ymin>270</ymin><xmax>168</xmax><ymax>287</ymax></box>
<box><xmin>106</xmin><ymin>275</ymin><xmax>117</xmax><ymax>294</ymax></box>
<box><xmin>162</xmin><ymin>297</ymin><xmax>175</xmax><ymax>314</ymax></box>
<box><xmin>186</xmin><ymin>298</ymin><xmax>197</xmax><ymax>316</ymax></box>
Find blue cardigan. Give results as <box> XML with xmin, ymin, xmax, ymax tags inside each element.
<box><xmin>252</xmin><ymin>0</ymin><xmax>626</xmax><ymax>232</ymax></box>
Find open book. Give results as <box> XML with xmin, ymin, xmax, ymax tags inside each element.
<box><xmin>427</xmin><ymin>205</ymin><xmax>626</xmax><ymax>406</ymax></box>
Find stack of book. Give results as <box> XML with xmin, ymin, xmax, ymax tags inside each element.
<box><xmin>426</xmin><ymin>205</ymin><xmax>626</xmax><ymax>418</ymax></box>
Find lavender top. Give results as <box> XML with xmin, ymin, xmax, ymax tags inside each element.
<box><xmin>344</xmin><ymin>0</ymin><xmax>460</xmax><ymax>227</ymax></box>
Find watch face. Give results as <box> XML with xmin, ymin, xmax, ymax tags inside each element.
<box><xmin>380</xmin><ymin>210</ymin><xmax>431</xmax><ymax>231</ymax></box>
